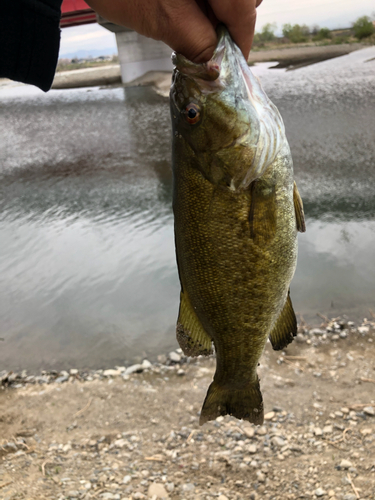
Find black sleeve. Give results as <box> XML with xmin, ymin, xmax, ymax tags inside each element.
<box><xmin>0</xmin><ymin>0</ymin><xmax>63</xmax><ymax>92</ymax></box>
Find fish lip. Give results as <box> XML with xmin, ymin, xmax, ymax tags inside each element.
<box><xmin>171</xmin><ymin>24</ymin><xmax>229</xmax><ymax>81</ymax></box>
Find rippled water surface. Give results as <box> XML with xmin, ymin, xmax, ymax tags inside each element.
<box><xmin>1</xmin><ymin>47</ymin><xmax>375</xmax><ymax>371</ymax></box>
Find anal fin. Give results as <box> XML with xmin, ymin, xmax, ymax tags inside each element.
<box><xmin>293</xmin><ymin>181</ymin><xmax>306</xmax><ymax>233</ymax></box>
<box><xmin>177</xmin><ymin>291</ymin><xmax>213</xmax><ymax>357</ymax></box>
<box><xmin>269</xmin><ymin>291</ymin><xmax>297</xmax><ymax>350</ymax></box>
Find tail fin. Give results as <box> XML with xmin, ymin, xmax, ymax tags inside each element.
<box><xmin>199</xmin><ymin>378</ymin><xmax>264</xmax><ymax>425</ymax></box>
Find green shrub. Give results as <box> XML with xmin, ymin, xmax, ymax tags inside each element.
<box><xmin>282</xmin><ymin>23</ymin><xmax>310</xmax><ymax>43</ymax></box>
<box><xmin>253</xmin><ymin>23</ymin><xmax>277</xmax><ymax>45</ymax></box>
<box><xmin>313</xmin><ymin>28</ymin><xmax>332</xmax><ymax>41</ymax></box>
<box><xmin>353</xmin><ymin>16</ymin><xmax>375</xmax><ymax>40</ymax></box>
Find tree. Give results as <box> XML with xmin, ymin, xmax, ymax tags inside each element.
<box><xmin>352</xmin><ymin>16</ymin><xmax>374</xmax><ymax>40</ymax></box>
<box><xmin>282</xmin><ymin>24</ymin><xmax>310</xmax><ymax>43</ymax></box>
<box><xmin>313</xmin><ymin>27</ymin><xmax>332</xmax><ymax>41</ymax></box>
<box><xmin>259</xmin><ymin>23</ymin><xmax>277</xmax><ymax>42</ymax></box>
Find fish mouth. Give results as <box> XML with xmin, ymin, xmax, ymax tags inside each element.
<box><xmin>171</xmin><ymin>24</ymin><xmax>231</xmax><ymax>81</ymax></box>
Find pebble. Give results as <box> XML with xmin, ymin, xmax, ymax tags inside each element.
<box><xmin>248</xmin><ymin>444</ymin><xmax>257</xmax><ymax>454</ymax></box>
<box><xmin>339</xmin><ymin>459</ymin><xmax>352</xmax><ymax>469</ymax></box>
<box><xmin>256</xmin><ymin>471</ymin><xmax>266</xmax><ymax>483</ymax></box>
<box><xmin>339</xmin><ymin>331</ymin><xmax>347</xmax><ymax>339</ymax></box>
<box><xmin>124</xmin><ymin>364</ymin><xmax>143</xmax><ymax>375</ymax></box>
<box><xmin>123</xmin><ymin>475</ymin><xmax>131</xmax><ymax>484</ymax></box>
<box><xmin>55</xmin><ymin>375</ymin><xmax>69</xmax><ymax>383</ymax></box>
<box><xmin>142</xmin><ymin>359</ymin><xmax>152</xmax><ymax>369</ymax></box>
<box><xmin>166</xmin><ymin>483</ymin><xmax>174</xmax><ymax>493</ymax></box>
<box><xmin>168</xmin><ymin>352</ymin><xmax>181</xmax><ymax>363</ymax></box>
<box><xmin>323</xmin><ymin>425</ymin><xmax>333</xmax><ymax>434</ymax></box>
<box><xmin>103</xmin><ymin>369</ymin><xmax>121</xmax><ymax>377</ymax></box>
<box><xmin>314</xmin><ymin>427</ymin><xmax>323</xmax><ymax>436</ymax></box>
<box><xmin>148</xmin><ymin>482</ymin><xmax>169</xmax><ymax>499</ymax></box>
<box><xmin>315</xmin><ymin>488</ymin><xmax>326</xmax><ymax>497</ymax></box>
<box><xmin>181</xmin><ymin>483</ymin><xmax>195</xmax><ymax>492</ymax></box>
<box><xmin>311</xmin><ymin>328</ymin><xmax>326</xmax><ymax>336</ymax></box>
<box><xmin>363</xmin><ymin>406</ymin><xmax>375</xmax><ymax>416</ymax></box>
<box><xmin>264</xmin><ymin>411</ymin><xmax>275</xmax><ymax>420</ymax></box>
<box><xmin>343</xmin><ymin>495</ymin><xmax>356</xmax><ymax>500</ymax></box>
<box><xmin>70</xmin><ymin>369</ymin><xmax>78</xmax><ymax>375</ymax></box>
<box><xmin>218</xmin><ymin>496</ymin><xmax>229</xmax><ymax>500</ymax></box>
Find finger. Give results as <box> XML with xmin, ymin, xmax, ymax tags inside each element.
<box><xmin>208</xmin><ymin>0</ymin><xmax>262</xmax><ymax>59</ymax></box>
<box><xmin>160</xmin><ymin>0</ymin><xmax>217</xmax><ymax>62</ymax></box>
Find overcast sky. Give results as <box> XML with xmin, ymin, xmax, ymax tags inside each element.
<box><xmin>59</xmin><ymin>0</ymin><xmax>375</xmax><ymax>57</ymax></box>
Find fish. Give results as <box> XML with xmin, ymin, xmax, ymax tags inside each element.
<box><xmin>170</xmin><ymin>25</ymin><xmax>306</xmax><ymax>426</ymax></box>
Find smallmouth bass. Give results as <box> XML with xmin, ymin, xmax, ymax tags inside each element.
<box><xmin>170</xmin><ymin>26</ymin><xmax>306</xmax><ymax>425</ymax></box>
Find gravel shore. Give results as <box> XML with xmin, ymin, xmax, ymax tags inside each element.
<box><xmin>1</xmin><ymin>316</ymin><xmax>375</xmax><ymax>500</ymax></box>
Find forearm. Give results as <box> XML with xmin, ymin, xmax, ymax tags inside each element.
<box><xmin>0</xmin><ymin>0</ymin><xmax>63</xmax><ymax>91</ymax></box>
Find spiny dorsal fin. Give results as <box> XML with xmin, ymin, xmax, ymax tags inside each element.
<box><xmin>177</xmin><ymin>291</ymin><xmax>213</xmax><ymax>357</ymax></box>
<box><xmin>293</xmin><ymin>181</ymin><xmax>306</xmax><ymax>233</ymax></box>
<box><xmin>269</xmin><ymin>292</ymin><xmax>297</xmax><ymax>351</ymax></box>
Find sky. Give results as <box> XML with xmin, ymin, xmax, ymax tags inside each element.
<box><xmin>59</xmin><ymin>0</ymin><xmax>375</xmax><ymax>57</ymax></box>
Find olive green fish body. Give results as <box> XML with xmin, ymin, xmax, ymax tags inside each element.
<box><xmin>170</xmin><ymin>26</ymin><xmax>305</xmax><ymax>425</ymax></box>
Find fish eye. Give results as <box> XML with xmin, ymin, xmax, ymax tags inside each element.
<box><xmin>185</xmin><ymin>103</ymin><xmax>201</xmax><ymax>124</ymax></box>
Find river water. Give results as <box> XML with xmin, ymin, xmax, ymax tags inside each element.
<box><xmin>1</xmin><ymin>47</ymin><xmax>375</xmax><ymax>372</ymax></box>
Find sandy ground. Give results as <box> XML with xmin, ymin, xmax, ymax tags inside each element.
<box><xmin>1</xmin><ymin>317</ymin><xmax>375</xmax><ymax>500</ymax></box>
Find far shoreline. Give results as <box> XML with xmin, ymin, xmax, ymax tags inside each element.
<box><xmin>49</xmin><ymin>42</ymin><xmax>367</xmax><ymax>91</ymax></box>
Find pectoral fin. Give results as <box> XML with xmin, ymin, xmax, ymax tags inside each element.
<box><xmin>293</xmin><ymin>181</ymin><xmax>306</xmax><ymax>233</ymax></box>
<box><xmin>176</xmin><ymin>291</ymin><xmax>213</xmax><ymax>357</ymax></box>
<box><xmin>269</xmin><ymin>292</ymin><xmax>297</xmax><ymax>350</ymax></box>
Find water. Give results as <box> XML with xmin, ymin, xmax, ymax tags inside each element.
<box><xmin>1</xmin><ymin>47</ymin><xmax>375</xmax><ymax>372</ymax></box>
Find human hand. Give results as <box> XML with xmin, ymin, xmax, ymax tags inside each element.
<box><xmin>85</xmin><ymin>0</ymin><xmax>263</xmax><ymax>62</ymax></box>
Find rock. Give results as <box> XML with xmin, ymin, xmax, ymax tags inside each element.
<box><xmin>142</xmin><ymin>359</ymin><xmax>152</xmax><ymax>369</ymax></box>
<box><xmin>166</xmin><ymin>483</ymin><xmax>174</xmax><ymax>493</ymax></box>
<box><xmin>328</xmin><ymin>490</ymin><xmax>335</xmax><ymax>497</ymax></box>
<box><xmin>323</xmin><ymin>425</ymin><xmax>333</xmax><ymax>434</ymax></box>
<box><xmin>124</xmin><ymin>364</ymin><xmax>143</xmax><ymax>375</ymax></box>
<box><xmin>176</xmin><ymin>369</ymin><xmax>185</xmax><ymax>376</ymax></box>
<box><xmin>181</xmin><ymin>483</ymin><xmax>195</xmax><ymax>492</ymax></box>
<box><xmin>256</xmin><ymin>426</ymin><xmax>267</xmax><ymax>436</ymax></box>
<box><xmin>62</xmin><ymin>443</ymin><xmax>72</xmax><ymax>452</ymax></box>
<box><xmin>295</xmin><ymin>333</ymin><xmax>305</xmax><ymax>343</ymax></box>
<box><xmin>148</xmin><ymin>483</ymin><xmax>169</xmax><ymax>499</ymax></box>
<box><xmin>358</xmin><ymin>326</ymin><xmax>369</xmax><ymax>334</ymax></box>
<box><xmin>114</xmin><ymin>439</ymin><xmax>128</xmax><ymax>448</ymax></box>
<box><xmin>218</xmin><ymin>496</ymin><xmax>229</xmax><ymax>500</ymax></box>
<box><xmin>271</xmin><ymin>436</ymin><xmax>285</xmax><ymax>447</ymax></box>
<box><xmin>133</xmin><ymin>493</ymin><xmax>146</xmax><ymax>499</ymax></box>
<box><xmin>157</xmin><ymin>354</ymin><xmax>167</xmax><ymax>364</ymax></box>
<box><xmin>311</xmin><ymin>328</ymin><xmax>326</xmax><ymax>336</ymax></box>
<box><xmin>264</xmin><ymin>411</ymin><xmax>275</xmax><ymax>420</ymax></box>
<box><xmin>243</xmin><ymin>426</ymin><xmax>255</xmax><ymax>438</ymax></box>
<box><xmin>339</xmin><ymin>459</ymin><xmax>352</xmax><ymax>469</ymax></box>
<box><xmin>363</xmin><ymin>406</ymin><xmax>375</xmax><ymax>416</ymax></box>
<box><xmin>248</xmin><ymin>444</ymin><xmax>257</xmax><ymax>454</ymax></box>
<box><xmin>343</xmin><ymin>495</ymin><xmax>356</xmax><ymax>500</ymax></box>
<box><xmin>70</xmin><ymin>369</ymin><xmax>78</xmax><ymax>375</ymax></box>
<box><xmin>55</xmin><ymin>375</ymin><xmax>69</xmax><ymax>384</ymax></box>
<box><xmin>101</xmin><ymin>494</ymin><xmax>118</xmax><ymax>500</ymax></box>
<box><xmin>256</xmin><ymin>471</ymin><xmax>266</xmax><ymax>483</ymax></box>
<box><xmin>168</xmin><ymin>352</ymin><xmax>181</xmax><ymax>363</ymax></box>
<box><xmin>103</xmin><ymin>369</ymin><xmax>121</xmax><ymax>377</ymax></box>
<box><xmin>339</xmin><ymin>331</ymin><xmax>347</xmax><ymax>339</ymax></box>
<box><xmin>123</xmin><ymin>475</ymin><xmax>131</xmax><ymax>484</ymax></box>
<box><xmin>314</xmin><ymin>427</ymin><xmax>323</xmax><ymax>436</ymax></box>
<box><xmin>315</xmin><ymin>488</ymin><xmax>326</xmax><ymax>497</ymax></box>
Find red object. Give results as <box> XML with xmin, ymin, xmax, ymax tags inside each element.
<box><xmin>60</xmin><ymin>0</ymin><xmax>97</xmax><ymax>28</ymax></box>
